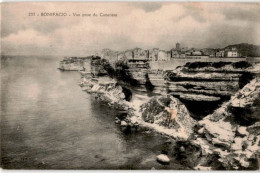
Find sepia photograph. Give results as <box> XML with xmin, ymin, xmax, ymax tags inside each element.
<box><xmin>1</xmin><ymin>1</ymin><xmax>260</xmax><ymax>171</ymax></box>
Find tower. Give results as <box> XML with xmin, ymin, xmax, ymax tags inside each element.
<box><xmin>176</xmin><ymin>43</ymin><xmax>180</xmax><ymax>51</ymax></box>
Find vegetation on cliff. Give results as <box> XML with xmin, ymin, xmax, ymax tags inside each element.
<box><xmin>92</xmin><ymin>59</ymin><xmax>140</xmax><ymax>86</ymax></box>
<box><xmin>114</xmin><ymin>61</ymin><xmax>140</xmax><ymax>86</ymax></box>
<box><xmin>227</xmin><ymin>92</ymin><xmax>260</xmax><ymax>126</ymax></box>
<box><xmin>184</xmin><ymin>61</ymin><xmax>253</xmax><ymax>70</ymax></box>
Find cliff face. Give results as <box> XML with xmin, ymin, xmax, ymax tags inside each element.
<box><xmin>166</xmin><ymin>61</ymin><xmax>258</xmax><ymax>100</ymax></box>
<box><xmin>79</xmin><ymin>77</ymin><xmax>131</xmax><ymax>111</ymax></box>
<box><xmin>162</xmin><ymin>61</ymin><xmax>259</xmax><ymax>118</ymax></box>
<box><xmin>78</xmin><ymin>61</ymin><xmax>259</xmax><ymax>170</ymax></box>
<box><xmin>99</xmin><ymin>49</ymin><xmax>118</xmax><ymax>66</ymax></box>
<box><xmin>59</xmin><ymin>57</ymin><xmax>91</xmax><ymax>71</ymax></box>
<box><xmin>59</xmin><ymin>61</ymin><xmax>85</xmax><ymax>71</ymax></box>
<box><xmin>193</xmin><ymin>78</ymin><xmax>260</xmax><ymax>170</ymax></box>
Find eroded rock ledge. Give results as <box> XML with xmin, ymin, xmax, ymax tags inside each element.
<box><xmin>192</xmin><ymin>78</ymin><xmax>260</xmax><ymax>170</ymax></box>
<box><xmin>76</xmin><ymin>61</ymin><xmax>260</xmax><ymax>170</ymax></box>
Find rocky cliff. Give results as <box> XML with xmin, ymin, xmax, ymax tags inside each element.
<box><xmin>59</xmin><ymin>57</ymin><xmax>91</xmax><ymax>71</ymax></box>
<box><xmin>79</xmin><ymin>76</ymin><xmax>131</xmax><ymax>111</ymax></box>
<box><xmin>163</xmin><ymin>61</ymin><xmax>260</xmax><ymax>119</ymax></box>
<box><xmin>77</xmin><ymin>60</ymin><xmax>259</xmax><ymax>170</ymax></box>
<box><xmin>166</xmin><ymin>61</ymin><xmax>259</xmax><ymax>99</ymax></box>
<box><xmin>192</xmin><ymin>78</ymin><xmax>260</xmax><ymax>170</ymax></box>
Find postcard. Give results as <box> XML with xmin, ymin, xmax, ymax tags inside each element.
<box><xmin>1</xmin><ymin>2</ymin><xmax>260</xmax><ymax>170</ymax></box>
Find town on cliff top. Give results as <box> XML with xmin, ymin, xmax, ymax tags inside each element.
<box><xmin>58</xmin><ymin>42</ymin><xmax>260</xmax><ymax>170</ymax></box>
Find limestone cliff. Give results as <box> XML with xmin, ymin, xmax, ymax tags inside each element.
<box><xmin>165</xmin><ymin>61</ymin><xmax>259</xmax><ymax>101</ymax></box>
<box><xmin>193</xmin><ymin>78</ymin><xmax>260</xmax><ymax>170</ymax></box>
<box><xmin>79</xmin><ymin>77</ymin><xmax>131</xmax><ymax>111</ymax></box>
<box><xmin>163</xmin><ymin>61</ymin><xmax>259</xmax><ymax>118</ymax></box>
<box><xmin>59</xmin><ymin>57</ymin><xmax>91</xmax><ymax>71</ymax></box>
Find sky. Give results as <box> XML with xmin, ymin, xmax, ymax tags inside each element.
<box><xmin>1</xmin><ymin>2</ymin><xmax>260</xmax><ymax>56</ymax></box>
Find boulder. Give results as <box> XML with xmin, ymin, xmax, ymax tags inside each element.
<box><xmin>231</xmin><ymin>137</ymin><xmax>243</xmax><ymax>151</ymax></box>
<box><xmin>115</xmin><ymin>120</ymin><xmax>121</xmax><ymax>124</ymax></box>
<box><xmin>180</xmin><ymin>146</ymin><xmax>185</xmax><ymax>152</ymax></box>
<box><xmin>140</xmin><ymin>95</ymin><xmax>196</xmax><ymax>137</ymax></box>
<box><xmin>212</xmin><ymin>137</ymin><xmax>231</xmax><ymax>148</ymax></box>
<box><xmin>237</xmin><ymin>126</ymin><xmax>248</xmax><ymax>136</ymax></box>
<box><xmin>156</xmin><ymin>154</ymin><xmax>170</xmax><ymax>164</ymax></box>
<box><xmin>247</xmin><ymin>122</ymin><xmax>260</xmax><ymax>136</ymax></box>
<box><xmin>198</xmin><ymin>127</ymin><xmax>204</xmax><ymax>134</ymax></box>
<box><xmin>194</xmin><ymin>164</ymin><xmax>212</xmax><ymax>171</ymax></box>
<box><xmin>120</xmin><ymin>121</ymin><xmax>128</xmax><ymax>127</ymax></box>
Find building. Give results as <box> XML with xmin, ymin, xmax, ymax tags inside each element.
<box><xmin>171</xmin><ymin>49</ymin><xmax>180</xmax><ymax>58</ymax></box>
<box><xmin>83</xmin><ymin>58</ymin><xmax>91</xmax><ymax>72</ymax></box>
<box><xmin>201</xmin><ymin>48</ymin><xmax>216</xmax><ymax>57</ymax></box>
<box><xmin>117</xmin><ymin>52</ymin><xmax>126</xmax><ymax>61</ymax></box>
<box><xmin>181</xmin><ymin>47</ymin><xmax>189</xmax><ymax>52</ymax></box>
<box><xmin>158</xmin><ymin>50</ymin><xmax>168</xmax><ymax>61</ymax></box>
<box><xmin>167</xmin><ymin>51</ymin><xmax>171</xmax><ymax>60</ymax></box>
<box><xmin>125</xmin><ymin>50</ymin><xmax>134</xmax><ymax>60</ymax></box>
<box><xmin>192</xmin><ymin>50</ymin><xmax>202</xmax><ymax>56</ymax></box>
<box><xmin>117</xmin><ymin>50</ymin><xmax>134</xmax><ymax>61</ymax></box>
<box><xmin>148</xmin><ymin>48</ymin><xmax>159</xmax><ymax>61</ymax></box>
<box><xmin>176</xmin><ymin>43</ymin><xmax>181</xmax><ymax>51</ymax></box>
<box><xmin>91</xmin><ymin>56</ymin><xmax>107</xmax><ymax>77</ymax></box>
<box><xmin>180</xmin><ymin>53</ymin><xmax>186</xmax><ymax>58</ymax></box>
<box><xmin>126</xmin><ymin>59</ymin><xmax>150</xmax><ymax>69</ymax></box>
<box><xmin>225</xmin><ymin>47</ymin><xmax>240</xmax><ymax>58</ymax></box>
<box><xmin>216</xmin><ymin>50</ymin><xmax>225</xmax><ymax>57</ymax></box>
<box><xmin>185</xmin><ymin>50</ymin><xmax>193</xmax><ymax>56</ymax></box>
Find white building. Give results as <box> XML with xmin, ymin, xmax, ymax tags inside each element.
<box><xmin>226</xmin><ymin>48</ymin><xmax>240</xmax><ymax>58</ymax></box>
<box><xmin>158</xmin><ymin>50</ymin><xmax>168</xmax><ymax>61</ymax></box>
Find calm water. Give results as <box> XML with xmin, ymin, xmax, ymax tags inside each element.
<box><xmin>1</xmin><ymin>56</ymin><xmax>188</xmax><ymax>170</ymax></box>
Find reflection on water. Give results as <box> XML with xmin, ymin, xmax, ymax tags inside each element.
<box><xmin>1</xmin><ymin>56</ymin><xmax>188</xmax><ymax>169</ymax></box>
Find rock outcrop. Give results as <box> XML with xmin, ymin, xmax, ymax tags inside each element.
<box><xmin>139</xmin><ymin>95</ymin><xmax>197</xmax><ymax>139</ymax></box>
<box><xmin>165</xmin><ymin>61</ymin><xmax>259</xmax><ymax>101</ymax></box>
<box><xmin>80</xmin><ymin>76</ymin><xmax>131</xmax><ymax>111</ymax></box>
<box><xmin>163</xmin><ymin>61</ymin><xmax>259</xmax><ymax>118</ymax></box>
<box><xmin>59</xmin><ymin>57</ymin><xmax>92</xmax><ymax>71</ymax></box>
<box><xmin>194</xmin><ymin>78</ymin><xmax>260</xmax><ymax>170</ymax></box>
<box><xmin>156</xmin><ymin>154</ymin><xmax>170</xmax><ymax>164</ymax></box>
<box><xmin>78</xmin><ymin>59</ymin><xmax>259</xmax><ymax>170</ymax></box>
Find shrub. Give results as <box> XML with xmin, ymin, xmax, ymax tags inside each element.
<box><xmin>101</xmin><ymin>59</ymin><xmax>115</xmax><ymax>78</ymax></box>
<box><xmin>227</xmin><ymin>105</ymin><xmax>258</xmax><ymax>126</ymax></box>
<box><xmin>227</xmin><ymin>93</ymin><xmax>260</xmax><ymax>126</ymax></box>
<box><xmin>212</xmin><ymin>62</ymin><xmax>232</xmax><ymax>68</ymax></box>
<box><xmin>184</xmin><ymin>62</ymin><xmax>212</xmax><ymax>69</ymax></box>
<box><xmin>232</xmin><ymin>61</ymin><xmax>252</xmax><ymax>69</ymax></box>
<box><xmin>115</xmin><ymin>61</ymin><xmax>139</xmax><ymax>86</ymax></box>
<box><xmin>121</xmin><ymin>87</ymin><xmax>132</xmax><ymax>101</ymax></box>
<box><xmin>96</xmin><ymin>59</ymin><xmax>139</xmax><ymax>86</ymax></box>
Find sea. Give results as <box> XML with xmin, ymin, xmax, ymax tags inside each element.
<box><xmin>1</xmin><ymin>55</ymin><xmax>187</xmax><ymax>169</ymax></box>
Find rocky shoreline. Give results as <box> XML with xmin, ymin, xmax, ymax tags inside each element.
<box><xmin>61</xmin><ymin>59</ymin><xmax>260</xmax><ymax>170</ymax></box>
